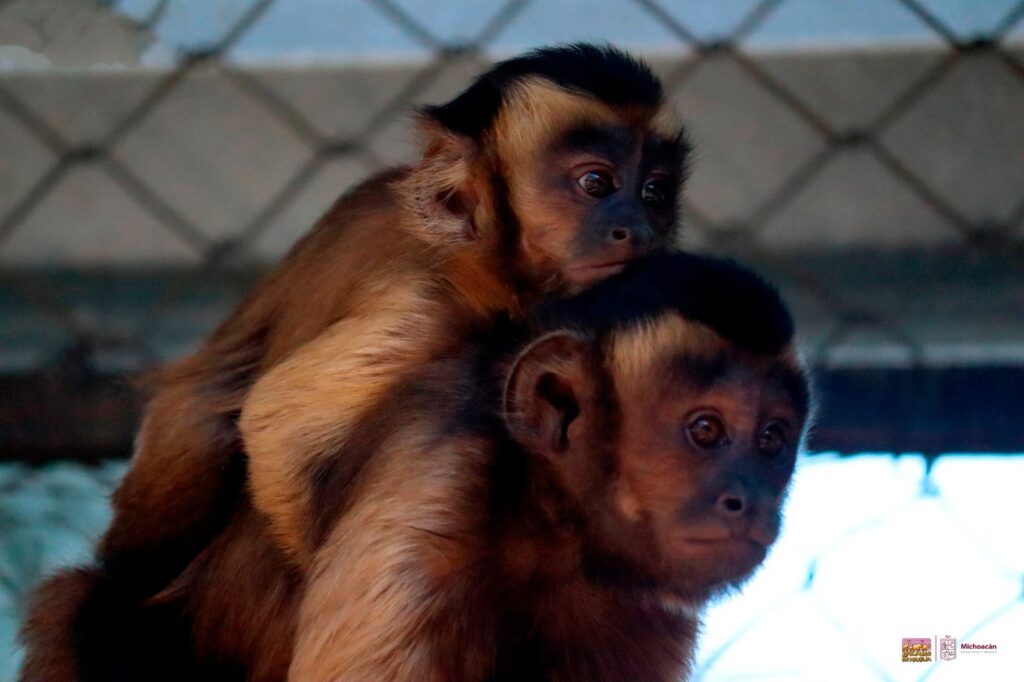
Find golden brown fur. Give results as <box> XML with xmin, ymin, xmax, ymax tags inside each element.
<box><xmin>175</xmin><ymin>503</ymin><xmax>298</xmax><ymax>681</ymax></box>
<box><xmin>21</xmin><ymin>246</ymin><xmax>808</xmax><ymax>681</ymax></box>
<box><xmin>101</xmin><ymin>52</ymin><xmax>684</xmax><ymax>576</ymax></box>
<box><xmin>20</xmin><ymin>45</ymin><xmax>692</xmax><ymax>681</ymax></box>
<box><xmin>19</xmin><ymin>571</ymin><xmax>94</xmax><ymax>682</ymax></box>
<box><xmin>252</xmin><ymin>310</ymin><xmax>804</xmax><ymax>680</ymax></box>
<box><xmin>284</xmin><ymin>309</ymin><xmax>806</xmax><ymax>680</ymax></box>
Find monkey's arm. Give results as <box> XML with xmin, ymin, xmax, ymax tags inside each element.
<box><xmin>288</xmin><ymin>435</ymin><xmax>490</xmax><ymax>682</ymax></box>
<box><xmin>239</xmin><ymin>278</ymin><xmax>457</xmax><ymax>563</ymax></box>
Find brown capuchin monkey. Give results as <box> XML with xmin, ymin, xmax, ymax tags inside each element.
<box><xmin>21</xmin><ymin>253</ymin><xmax>810</xmax><ymax>682</ymax></box>
<box><xmin>83</xmin><ymin>43</ymin><xmax>690</xmax><ymax>600</ymax></box>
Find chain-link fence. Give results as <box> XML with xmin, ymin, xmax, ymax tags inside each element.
<box><xmin>0</xmin><ymin>2</ymin><xmax>1022</xmax><ymax>679</ymax></box>
<box><xmin>1</xmin><ymin>0</ymin><xmax>1023</xmax><ymax>459</ymax></box>
<box><xmin>1</xmin><ymin>0</ymin><xmax>1023</xmax><ymax>456</ymax></box>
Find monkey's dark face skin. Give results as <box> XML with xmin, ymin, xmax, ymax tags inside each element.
<box><xmin>493</xmin><ymin>95</ymin><xmax>689</xmax><ymax>295</ymax></box>
<box><xmin>542</xmin><ymin>123</ymin><xmax>686</xmax><ymax>288</ymax></box>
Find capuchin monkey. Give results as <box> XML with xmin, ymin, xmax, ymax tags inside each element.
<box><xmin>21</xmin><ymin>253</ymin><xmax>810</xmax><ymax>682</ymax></box>
<box><xmin>87</xmin><ymin>44</ymin><xmax>690</xmax><ymax>602</ymax></box>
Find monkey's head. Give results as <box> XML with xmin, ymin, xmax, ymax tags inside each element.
<box><xmin>404</xmin><ymin>43</ymin><xmax>689</xmax><ymax>294</ymax></box>
<box><xmin>503</xmin><ymin>253</ymin><xmax>810</xmax><ymax>605</ymax></box>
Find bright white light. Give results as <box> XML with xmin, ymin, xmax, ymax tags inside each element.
<box><xmin>695</xmin><ymin>454</ymin><xmax>1024</xmax><ymax>682</ymax></box>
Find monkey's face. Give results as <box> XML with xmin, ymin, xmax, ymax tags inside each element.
<box><xmin>530</xmin><ymin>123</ymin><xmax>685</xmax><ymax>291</ymax></box>
<box><xmin>504</xmin><ymin>313</ymin><xmax>808</xmax><ymax>603</ymax></box>
<box><xmin>604</xmin><ymin>315</ymin><xmax>808</xmax><ymax>600</ymax></box>
<box><xmin>492</xmin><ymin>80</ymin><xmax>688</xmax><ymax>293</ymax></box>
<box><xmin>606</xmin><ymin>319</ymin><xmax>806</xmax><ymax>593</ymax></box>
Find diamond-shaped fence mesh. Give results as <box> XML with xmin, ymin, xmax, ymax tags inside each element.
<box><xmin>0</xmin><ymin>0</ymin><xmax>1021</xmax><ymax>384</ymax></box>
<box><xmin>0</xmin><ymin>1</ymin><xmax>1022</xmax><ymax>680</ymax></box>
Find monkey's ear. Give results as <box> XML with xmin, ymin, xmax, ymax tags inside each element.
<box><xmin>398</xmin><ymin>116</ymin><xmax>483</xmax><ymax>246</ymax></box>
<box><xmin>503</xmin><ymin>332</ymin><xmax>593</xmax><ymax>456</ymax></box>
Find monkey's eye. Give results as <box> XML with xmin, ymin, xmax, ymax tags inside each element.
<box><xmin>687</xmin><ymin>414</ymin><xmax>727</xmax><ymax>449</ymax></box>
<box><xmin>577</xmin><ymin>170</ymin><xmax>616</xmax><ymax>198</ymax></box>
<box><xmin>641</xmin><ymin>177</ymin><xmax>671</xmax><ymax>206</ymax></box>
<box><xmin>758</xmin><ymin>422</ymin><xmax>788</xmax><ymax>457</ymax></box>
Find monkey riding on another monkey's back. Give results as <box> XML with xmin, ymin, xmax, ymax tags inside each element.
<box><xmin>24</xmin><ymin>252</ymin><xmax>811</xmax><ymax>682</ymax></box>
<box><xmin>102</xmin><ymin>43</ymin><xmax>690</xmax><ymax>583</ymax></box>
<box><xmin>282</xmin><ymin>253</ymin><xmax>812</xmax><ymax>681</ymax></box>
<box><xmin>21</xmin><ymin>43</ymin><xmax>692</xmax><ymax>680</ymax></box>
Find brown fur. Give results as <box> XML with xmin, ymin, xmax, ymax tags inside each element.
<box><xmin>283</xmin><ymin>313</ymin><xmax>805</xmax><ymax>680</ymax></box>
<box><xmin>21</xmin><ymin>505</ymin><xmax>298</xmax><ymax>682</ymax></box>
<box><xmin>99</xmin><ymin>78</ymin><xmax>682</xmax><ymax>574</ymax></box>
<box><xmin>20</xmin><ymin>570</ymin><xmax>95</xmax><ymax>681</ymax></box>
<box><xmin>21</xmin><ymin>302</ymin><xmax>805</xmax><ymax>681</ymax></box>
<box><xmin>167</xmin><ymin>500</ymin><xmax>299</xmax><ymax>681</ymax></box>
<box><xmin>21</xmin><ymin>50</ymin><xmax>690</xmax><ymax>680</ymax></box>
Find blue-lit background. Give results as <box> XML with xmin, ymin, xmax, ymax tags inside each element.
<box><xmin>2</xmin><ymin>455</ymin><xmax>1021</xmax><ymax>680</ymax></box>
<box><xmin>1</xmin><ymin>1</ymin><xmax>1023</xmax><ymax>680</ymax></box>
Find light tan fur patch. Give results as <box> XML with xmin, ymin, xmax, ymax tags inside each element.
<box><xmin>289</xmin><ymin>431</ymin><xmax>489</xmax><ymax>681</ymax></box>
<box><xmin>608</xmin><ymin>313</ymin><xmax>725</xmax><ymax>401</ymax></box>
<box><xmin>240</xmin><ymin>276</ymin><xmax>454</xmax><ymax>565</ymax></box>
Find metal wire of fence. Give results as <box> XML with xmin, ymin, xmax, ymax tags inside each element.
<box><xmin>0</xmin><ymin>0</ymin><xmax>1021</xmax><ymax>374</ymax></box>
<box><xmin>0</xmin><ymin>4</ymin><xmax>1022</xmax><ymax>679</ymax></box>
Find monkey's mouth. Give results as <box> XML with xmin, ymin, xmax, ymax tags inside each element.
<box><xmin>680</xmin><ymin>536</ymin><xmax>764</xmax><ymax>549</ymax></box>
<box><xmin>676</xmin><ymin>536</ymin><xmax>767</xmax><ymax>567</ymax></box>
<box><xmin>662</xmin><ymin>536</ymin><xmax>768</xmax><ymax>596</ymax></box>
<box><xmin>566</xmin><ymin>259</ymin><xmax>634</xmax><ymax>285</ymax></box>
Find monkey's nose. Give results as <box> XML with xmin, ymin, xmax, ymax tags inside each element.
<box><xmin>716</xmin><ymin>493</ymin><xmax>746</xmax><ymax>516</ymax></box>
<box><xmin>608</xmin><ymin>224</ymin><xmax>655</xmax><ymax>247</ymax></box>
